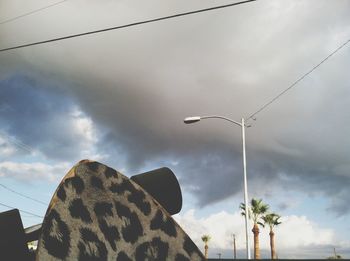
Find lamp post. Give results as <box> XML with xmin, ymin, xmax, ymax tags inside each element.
<box><xmin>184</xmin><ymin>115</ymin><xmax>251</xmax><ymax>259</ymax></box>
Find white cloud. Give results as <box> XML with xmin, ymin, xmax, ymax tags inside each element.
<box><xmin>174</xmin><ymin>209</ymin><xmax>342</xmax><ymax>258</ymax></box>
<box><xmin>0</xmin><ymin>135</ymin><xmax>17</xmax><ymax>157</ymax></box>
<box><xmin>275</xmin><ymin>215</ymin><xmax>334</xmax><ymax>248</ymax></box>
<box><xmin>70</xmin><ymin>107</ymin><xmax>98</xmax><ymax>144</ymax></box>
<box><xmin>69</xmin><ymin>107</ymin><xmax>108</xmax><ymax>161</ymax></box>
<box><xmin>174</xmin><ymin>209</ymin><xmax>248</xmax><ymax>250</ymax></box>
<box><xmin>0</xmin><ymin>161</ymin><xmax>71</xmax><ymax>182</ymax></box>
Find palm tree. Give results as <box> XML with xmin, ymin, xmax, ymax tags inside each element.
<box><xmin>240</xmin><ymin>198</ymin><xmax>269</xmax><ymax>259</ymax></box>
<box><xmin>327</xmin><ymin>255</ymin><xmax>343</xmax><ymax>259</ymax></box>
<box><xmin>327</xmin><ymin>248</ymin><xmax>343</xmax><ymax>259</ymax></box>
<box><xmin>201</xmin><ymin>234</ymin><xmax>211</xmax><ymax>259</ymax></box>
<box><xmin>262</xmin><ymin>213</ymin><xmax>281</xmax><ymax>259</ymax></box>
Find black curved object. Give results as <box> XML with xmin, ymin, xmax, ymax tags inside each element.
<box><xmin>131</xmin><ymin>167</ymin><xmax>182</xmax><ymax>215</ymax></box>
<box><xmin>0</xmin><ymin>209</ymin><xmax>30</xmax><ymax>260</ymax></box>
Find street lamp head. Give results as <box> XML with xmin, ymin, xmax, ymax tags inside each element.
<box><xmin>184</xmin><ymin>116</ymin><xmax>201</xmax><ymax>124</ymax></box>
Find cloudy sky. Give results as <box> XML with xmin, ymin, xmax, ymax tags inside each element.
<box><xmin>1</xmin><ymin>0</ymin><xmax>350</xmax><ymax>258</ymax></box>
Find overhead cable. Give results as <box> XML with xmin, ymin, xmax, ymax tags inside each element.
<box><xmin>0</xmin><ymin>0</ymin><xmax>257</xmax><ymax>52</ymax></box>
<box><xmin>0</xmin><ymin>183</ymin><xmax>47</xmax><ymax>206</ymax></box>
<box><xmin>0</xmin><ymin>0</ymin><xmax>68</xmax><ymax>26</ymax></box>
<box><xmin>0</xmin><ymin>202</ymin><xmax>44</xmax><ymax>218</ymax></box>
<box><xmin>246</xmin><ymin>38</ymin><xmax>350</xmax><ymax>121</ymax></box>
<box><xmin>0</xmin><ymin>132</ymin><xmax>35</xmax><ymax>154</ymax></box>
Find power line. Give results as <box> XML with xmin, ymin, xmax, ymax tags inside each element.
<box><xmin>0</xmin><ymin>202</ymin><xmax>44</xmax><ymax>218</ymax></box>
<box><xmin>0</xmin><ymin>183</ymin><xmax>47</xmax><ymax>206</ymax></box>
<box><xmin>246</xmin><ymin>38</ymin><xmax>350</xmax><ymax>121</ymax></box>
<box><xmin>0</xmin><ymin>0</ymin><xmax>68</xmax><ymax>26</ymax></box>
<box><xmin>0</xmin><ymin>0</ymin><xmax>257</xmax><ymax>52</ymax></box>
<box><xmin>0</xmin><ymin>132</ymin><xmax>35</xmax><ymax>154</ymax></box>
<box><xmin>21</xmin><ymin>215</ymin><xmax>43</xmax><ymax>218</ymax></box>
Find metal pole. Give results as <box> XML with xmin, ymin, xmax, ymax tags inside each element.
<box><xmin>241</xmin><ymin>118</ymin><xmax>251</xmax><ymax>259</ymax></box>
<box><xmin>233</xmin><ymin>234</ymin><xmax>237</xmax><ymax>259</ymax></box>
<box><xmin>184</xmin><ymin>115</ymin><xmax>251</xmax><ymax>258</ymax></box>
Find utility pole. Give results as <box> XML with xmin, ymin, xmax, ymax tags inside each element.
<box><xmin>184</xmin><ymin>115</ymin><xmax>251</xmax><ymax>259</ymax></box>
<box><xmin>232</xmin><ymin>234</ymin><xmax>237</xmax><ymax>259</ymax></box>
<box><xmin>334</xmin><ymin>247</ymin><xmax>337</xmax><ymax>258</ymax></box>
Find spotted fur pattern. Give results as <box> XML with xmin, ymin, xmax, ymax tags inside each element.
<box><xmin>36</xmin><ymin>160</ymin><xmax>205</xmax><ymax>261</ymax></box>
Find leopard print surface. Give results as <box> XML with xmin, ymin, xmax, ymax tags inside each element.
<box><xmin>36</xmin><ymin>160</ymin><xmax>205</xmax><ymax>261</ymax></box>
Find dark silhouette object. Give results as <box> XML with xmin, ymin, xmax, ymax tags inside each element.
<box><xmin>131</xmin><ymin>167</ymin><xmax>182</xmax><ymax>215</ymax></box>
<box><xmin>0</xmin><ymin>209</ymin><xmax>31</xmax><ymax>261</ymax></box>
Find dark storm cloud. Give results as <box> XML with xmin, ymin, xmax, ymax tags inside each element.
<box><xmin>248</xmin><ymin>149</ymin><xmax>350</xmax><ymax>216</ymax></box>
<box><xmin>0</xmin><ymin>75</ymin><xmax>94</xmax><ymax>160</ymax></box>
<box><xmin>176</xmin><ymin>145</ymin><xmax>244</xmax><ymax>206</ymax></box>
<box><xmin>1</xmin><ymin>0</ymin><xmax>350</xmax><ymax>214</ymax></box>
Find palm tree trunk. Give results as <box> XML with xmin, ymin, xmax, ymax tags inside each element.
<box><xmin>204</xmin><ymin>244</ymin><xmax>208</xmax><ymax>259</ymax></box>
<box><xmin>270</xmin><ymin>229</ymin><xmax>276</xmax><ymax>259</ymax></box>
<box><xmin>252</xmin><ymin>223</ymin><xmax>260</xmax><ymax>259</ymax></box>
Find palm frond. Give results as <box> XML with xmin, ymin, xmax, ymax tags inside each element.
<box><xmin>249</xmin><ymin>198</ymin><xmax>269</xmax><ymax>224</ymax></box>
<box><xmin>263</xmin><ymin>213</ymin><xmax>282</xmax><ymax>229</ymax></box>
<box><xmin>257</xmin><ymin>221</ymin><xmax>265</xmax><ymax>228</ymax></box>
<box><xmin>201</xmin><ymin>235</ymin><xmax>211</xmax><ymax>243</ymax></box>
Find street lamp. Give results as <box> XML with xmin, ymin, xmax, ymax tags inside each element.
<box><xmin>184</xmin><ymin>115</ymin><xmax>251</xmax><ymax>259</ymax></box>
